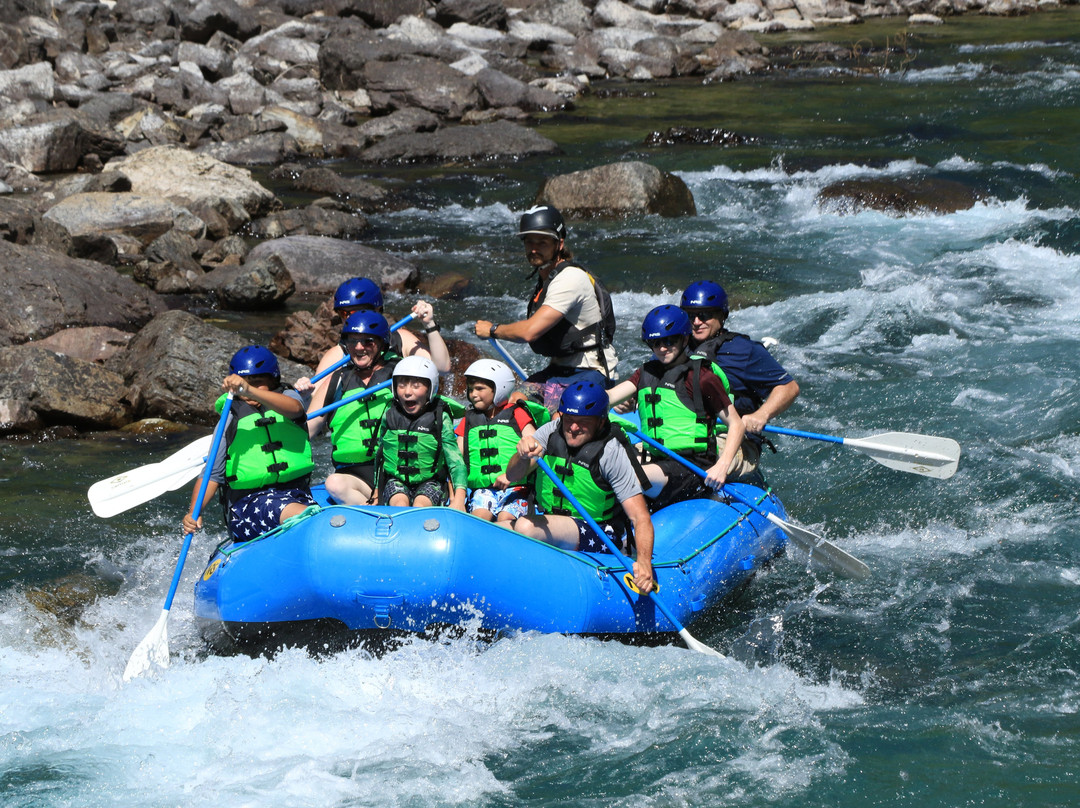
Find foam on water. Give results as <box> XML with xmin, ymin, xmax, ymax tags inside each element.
<box><xmin>0</xmin><ymin>579</ymin><xmax>866</xmax><ymax>808</ymax></box>
<box><xmin>7</xmin><ymin>26</ymin><xmax>1080</xmax><ymax>803</ymax></box>
<box><xmin>897</xmin><ymin>62</ymin><xmax>989</xmax><ymax>83</ymax></box>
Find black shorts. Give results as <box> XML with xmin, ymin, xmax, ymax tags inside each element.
<box><xmin>648</xmin><ymin>457</ymin><xmax>710</xmax><ymax>509</ymax></box>
<box><xmin>333</xmin><ymin>462</ymin><xmax>375</xmax><ymax>488</ymax></box>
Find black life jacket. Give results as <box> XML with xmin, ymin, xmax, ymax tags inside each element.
<box><xmin>526</xmin><ymin>260</ymin><xmax>616</xmax><ymax>371</ymax></box>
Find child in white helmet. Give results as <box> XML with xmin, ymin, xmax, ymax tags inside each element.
<box><xmin>374</xmin><ymin>356</ymin><xmax>467</xmax><ymax>510</ymax></box>
<box><xmin>454</xmin><ymin>359</ymin><xmax>547</xmax><ymax>523</ymax></box>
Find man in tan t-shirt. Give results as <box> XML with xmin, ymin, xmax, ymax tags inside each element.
<box><xmin>475</xmin><ymin>205</ymin><xmax>618</xmax><ymax>410</ymax></box>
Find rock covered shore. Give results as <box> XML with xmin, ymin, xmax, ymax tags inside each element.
<box><xmin>0</xmin><ymin>0</ymin><xmax>1071</xmax><ymax>436</ymax></box>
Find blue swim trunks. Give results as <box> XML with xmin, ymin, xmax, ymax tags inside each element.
<box><xmin>228</xmin><ymin>486</ymin><xmax>315</xmax><ymax>542</ymax></box>
<box><xmin>466</xmin><ymin>486</ymin><xmax>531</xmax><ymax>519</ymax></box>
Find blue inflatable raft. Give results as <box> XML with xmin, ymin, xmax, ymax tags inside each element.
<box><xmin>193</xmin><ymin>483</ymin><xmax>788</xmax><ymax>653</ymax></box>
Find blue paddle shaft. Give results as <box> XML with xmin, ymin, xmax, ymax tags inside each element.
<box><xmin>307</xmin><ymin>379</ymin><xmax>392</xmax><ymax>420</ymax></box>
<box><xmin>488</xmin><ymin>337</ymin><xmax>528</xmax><ymax>382</ymax></box>
<box><xmin>309</xmin><ymin>313</ymin><xmax>417</xmax><ymax>385</ymax></box>
<box><xmin>163</xmin><ymin>392</ymin><xmax>234</xmax><ymax>611</ymax></box>
<box><xmin>616</xmin><ymin>420</ymin><xmax>773</xmax><ymax>524</ymax></box>
<box><xmin>762</xmin><ymin>424</ymin><xmax>844</xmax><ymax>445</ymax></box>
<box><xmin>533</xmin><ymin>456</ymin><xmax>689</xmax><ymax>634</ymax></box>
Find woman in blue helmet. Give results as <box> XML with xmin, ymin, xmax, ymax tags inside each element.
<box><xmin>297</xmin><ymin>277</ymin><xmax>450</xmax><ymax>392</ymax></box>
<box><xmin>505</xmin><ymin>380</ymin><xmax>655</xmax><ymax>595</ymax></box>
<box><xmin>182</xmin><ymin>345</ymin><xmax>315</xmax><ymax>542</ymax></box>
<box><xmin>306</xmin><ymin>311</ymin><xmax>399</xmax><ymax>505</ymax></box>
<box><xmin>680</xmin><ymin>280</ymin><xmax>800</xmax><ymax>482</ymax></box>
<box><xmin>607</xmin><ymin>305</ymin><xmax>745</xmax><ymax>507</ymax></box>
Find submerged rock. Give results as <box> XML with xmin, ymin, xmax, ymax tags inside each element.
<box><xmin>643</xmin><ymin>126</ymin><xmax>752</xmax><ymax>147</ymax></box>
<box><xmin>817</xmin><ymin>177</ymin><xmax>982</xmax><ymax>216</ymax></box>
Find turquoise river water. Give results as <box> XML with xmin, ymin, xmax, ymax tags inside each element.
<box><xmin>1</xmin><ymin>11</ymin><xmax>1078</xmax><ymax>807</ymax></box>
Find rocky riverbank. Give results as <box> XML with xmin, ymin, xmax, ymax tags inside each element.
<box><xmin>0</xmin><ymin>0</ymin><xmax>1072</xmax><ymax>436</ymax></box>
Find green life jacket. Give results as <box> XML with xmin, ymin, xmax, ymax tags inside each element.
<box><xmin>377</xmin><ymin>399</ymin><xmax>452</xmax><ymax>486</ymax></box>
<box><xmin>463</xmin><ymin>401</ymin><xmax>539</xmax><ymax>489</ymax></box>
<box><xmin>327</xmin><ymin>360</ymin><xmax>397</xmax><ymax>466</ymax></box>
<box><xmin>636</xmin><ymin>356</ymin><xmax>717</xmax><ymax>461</ymax></box>
<box><xmin>217</xmin><ymin>391</ymin><xmax>314</xmax><ymax>493</ymax></box>
<box><xmin>536</xmin><ymin>421</ymin><xmax>630</xmax><ymax>524</ymax></box>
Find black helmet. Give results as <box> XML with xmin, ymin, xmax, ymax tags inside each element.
<box><xmin>517</xmin><ymin>205</ymin><xmax>566</xmax><ymax>241</ymax></box>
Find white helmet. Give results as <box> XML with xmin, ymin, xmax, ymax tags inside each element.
<box><xmin>464</xmin><ymin>359</ymin><xmax>516</xmax><ymax>407</ymax></box>
<box><xmin>393</xmin><ymin>355</ymin><xmax>439</xmax><ymax>400</ymax></box>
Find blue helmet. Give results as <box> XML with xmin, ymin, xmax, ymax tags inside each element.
<box><xmin>641</xmin><ymin>305</ymin><xmax>692</xmax><ymax>343</ymax></box>
<box><xmin>340</xmin><ymin>310</ymin><xmax>391</xmax><ymax>347</ymax></box>
<box><xmin>229</xmin><ymin>345</ymin><xmax>280</xmax><ymax>381</ymax></box>
<box><xmin>680</xmin><ymin>280</ymin><xmax>729</xmax><ymax>316</ymax></box>
<box><xmin>333</xmin><ymin>277</ymin><xmax>383</xmax><ymax>311</ymax></box>
<box><xmin>559</xmin><ymin>380</ymin><xmax>609</xmax><ymax>416</ymax></box>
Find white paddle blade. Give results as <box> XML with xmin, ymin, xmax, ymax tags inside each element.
<box><xmin>678</xmin><ymin>628</ymin><xmax>726</xmax><ymax>658</ymax></box>
<box><xmin>766</xmin><ymin>513</ymin><xmax>871</xmax><ymax>580</ymax></box>
<box><xmin>846</xmin><ymin>432</ymin><xmax>961</xmax><ymax>479</ymax></box>
<box><xmin>122</xmin><ymin>608</ymin><xmax>171</xmax><ymax>681</ymax></box>
<box><xmin>88</xmin><ymin>435</ymin><xmax>213</xmax><ymax>518</ymax></box>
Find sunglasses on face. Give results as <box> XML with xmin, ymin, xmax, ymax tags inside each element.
<box><xmin>682</xmin><ymin>308</ymin><xmax>722</xmax><ymax>323</ymax></box>
<box><xmin>344</xmin><ymin>335</ymin><xmax>380</xmax><ymax>348</ymax></box>
<box><xmin>646</xmin><ymin>335</ymin><xmax>684</xmax><ymax>350</ymax></box>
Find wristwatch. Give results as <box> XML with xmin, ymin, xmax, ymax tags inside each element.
<box><xmin>424</xmin><ymin>322</ymin><xmax>441</xmax><ymax>333</ymax></box>
<box><xmin>490</xmin><ymin>323</ymin><xmax>500</xmax><ymax>337</ymax></box>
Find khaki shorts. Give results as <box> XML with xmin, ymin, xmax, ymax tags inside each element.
<box><xmin>717</xmin><ymin>435</ymin><xmax>762</xmax><ymax>482</ymax></box>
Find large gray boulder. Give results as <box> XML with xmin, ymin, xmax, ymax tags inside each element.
<box><xmin>435</xmin><ymin>0</ymin><xmax>508</xmax><ymax>29</ymax></box>
<box><xmin>318</xmin><ymin>29</ymin><xmax>422</xmax><ymax>92</ymax></box>
<box><xmin>0</xmin><ymin>345</ymin><xmax>135</xmax><ymax>434</ymax></box>
<box><xmin>345</xmin><ymin>0</ymin><xmax>433</xmax><ymax>28</ymax></box>
<box><xmin>0</xmin><ymin>240</ymin><xmax>166</xmax><ymax>346</ymax></box>
<box><xmin>106</xmin><ymin>309</ymin><xmax>310</xmax><ymax>425</ymax></box>
<box><xmin>474</xmin><ymin>68</ymin><xmax>567</xmax><ymax>112</ymax></box>
<box><xmin>358</xmin><ymin>119</ymin><xmax>560</xmax><ymax>163</ymax></box>
<box><xmin>196</xmin><ymin>252</ymin><xmax>297</xmax><ymax>309</ymax></box>
<box><xmin>105</xmin><ymin>145</ymin><xmax>280</xmax><ymax>233</ymax></box>
<box><xmin>362</xmin><ymin>56</ymin><xmax>480</xmax><ymax>119</ymax></box>
<box><xmin>246</xmin><ymin>234</ymin><xmax>419</xmax><ymax>293</ymax></box>
<box><xmin>28</xmin><ymin>326</ymin><xmax>134</xmax><ymax>365</ymax></box>
<box><xmin>180</xmin><ymin>0</ymin><xmax>262</xmax><ymax>45</ymax></box>
<box><xmin>245</xmin><ymin>203</ymin><xmax>370</xmax><ymax>240</ymax></box>
<box><xmin>39</xmin><ymin>191</ymin><xmax>206</xmax><ymax>260</ymax></box>
<box><xmin>0</xmin><ymin>118</ymin><xmax>126</xmax><ymax>174</ymax></box>
<box><xmin>536</xmin><ymin>161</ymin><xmax>697</xmax><ymax>218</ymax></box>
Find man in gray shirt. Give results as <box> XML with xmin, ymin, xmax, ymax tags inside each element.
<box><xmin>505</xmin><ymin>380</ymin><xmax>654</xmax><ymax>594</ymax></box>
